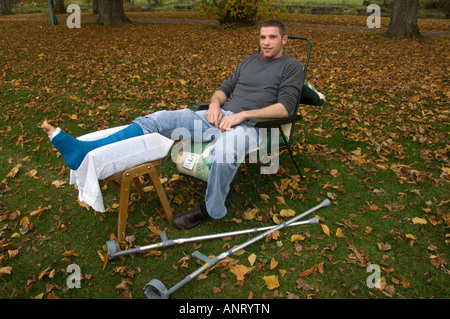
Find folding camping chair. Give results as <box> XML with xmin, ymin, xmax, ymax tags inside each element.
<box><xmin>175</xmin><ymin>36</ymin><xmax>325</xmax><ymax>206</ymax></box>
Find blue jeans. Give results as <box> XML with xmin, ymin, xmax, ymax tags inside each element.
<box><xmin>133</xmin><ymin>108</ymin><xmax>261</xmax><ymax>219</ymax></box>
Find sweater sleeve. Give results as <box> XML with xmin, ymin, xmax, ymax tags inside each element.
<box><xmin>277</xmin><ymin>59</ymin><xmax>304</xmax><ymax>115</ymax></box>
<box><xmin>217</xmin><ymin>56</ymin><xmax>249</xmax><ymax>98</ymax></box>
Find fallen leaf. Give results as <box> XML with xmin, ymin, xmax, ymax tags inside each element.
<box><xmin>243</xmin><ymin>208</ymin><xmax>258</xmax><ymax>220</ymax></box>
<box><xmin>296</xmin><ymin>278</ymin><xmax>313</xmax><ymax>292</ymax></box>
<box><xmin>377</xmin><ymin>242</ymin><xmax>391</xmax><ymax>251</ymax></box>
<box><xmin>291</xmin><ymin>234</ymin><xmax>305</xmax><ymax>242</ymax></box>
<box><xmin>229</xmin><ymin>264</ymin><xmax>253</xmax><ymax>281</ymax></box>
<box><xmin>412</xmin><ymin>217</ymin><xmax>427</xmax><ymax>225</ymax></box>
<box><xmin>6</xmin><ymin>163</ymin><xmax>22</xmax><ymax>178</ymax></box>
<box><xmin>335</xmin><ymin>227</ymin><xmax>345</xmax><ymax>238</ymax></box>
<box><xmin>321</xmin><ymin>224</ymin><xmax>331</xmax><ymax>236</ymax></box>
<box><xmin>263</xmin><ymin>275</ymin><xmax>280</xmax><ymax>290</ymax></box>
<box><xmin>280</xmin><ymin>209</ymin><xmax>295</xmax><ymax>217</ymax></box>
<box><xmin>298</xmin><ymin>264</ymin><xmax>317</xmax><ymax>277</ymax></box>
<box><xmin>0</xmin><ymin>266</ymin><xmax>12</xmax><ymax>275</ymax></box>
<box><xmin>270</xmin><ymin>256</ymin><xmax>278</xmax><ymax>269</ymax></box>
<box><xmin>248</xmin><ymin>253</ymin><xmax>257</xmax><ymax>266</ymax></box>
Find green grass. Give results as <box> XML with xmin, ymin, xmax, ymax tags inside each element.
<box><xmin>0</xmin><ymin>14</ymin><xmax>449</xmax><ymax>301</ymax></box>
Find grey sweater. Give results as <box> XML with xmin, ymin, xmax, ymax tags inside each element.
<box><xmin>219</xmin><ymin>53</ymin><xmax>304</xmax><ymax>115</ymax></box>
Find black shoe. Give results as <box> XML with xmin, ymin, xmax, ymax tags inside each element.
<box><xmin>173</xmin><ymin>204</ymin><xmax>210</xmax><ymax>229</ymax></box>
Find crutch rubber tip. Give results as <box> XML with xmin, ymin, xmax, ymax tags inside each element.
<box><xmin>144</xmin><ymin>279</ymin><xmax>170</xmax><ymax>299</ymax></box>
<box><xmin>106</xmin><ymin>240</ymin><xmax>118</xmax><ymax>260</ymax></box>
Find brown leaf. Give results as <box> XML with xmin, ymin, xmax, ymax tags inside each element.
<box><xmin>298</xmin><ymin>264</ymin><xmax>317</xmax><ymax>277</ymax></box>
<box><xmin>377</xmin><ymin>242</ymin><xmax>391</xmax><ymax>251</ymax></box>
<box><xmin>296</xmin><ymin>278</ymin><xmax>313</xmax><ymax>292</ymax></box>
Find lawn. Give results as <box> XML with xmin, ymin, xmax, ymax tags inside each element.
<box><xmin>0</xmin><ymin>12</ymin><xmax>448</xmax><ymax>302</ymax></box>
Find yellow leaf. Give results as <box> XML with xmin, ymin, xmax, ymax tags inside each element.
<box><xmin>33</xmin><ymin>293</ymin><xmax>44</xmax><ymax>299</ymax></box>
<box><xmin>412</xmin><ymin>217</ymin><xmax>427</xmax><ymax>225</ymax></box>
<box><xmin>248</xmin><ymin>253</ymin><xmax>257</xmax><ymax>266</ymax></box>
<box><xmin>336</xmin><ymin>227</ymin><xmax>345</xmax><ymax>238</ymax></box>
<box><xmin>26</xmin><ymin>169</ymin><xmax>38</xmax><ymax>178</ymax></box>
<box><xmin>272</xmin><ymin>214</ymin><xmax>281</xmax><ymax>224</ymax></box>
<box><xmin>38</xmin><ymin>267</ymin><xmax>51</xmax><ymax>280</ymax></box>
<box><xmin>291</xmin><ymin>234</ymin><xmax>305</xmax><ymax>242</ymax></box>
<box><xmin>78</xmin><ymin>201</ymin><xmax>90</xmax><ymax>210</ymax></box>
<box><xmin>279</xmin><ymin>269</ymin><xmax>287</xmax><ymax>277</ymax></box>
<box><xmin>243</xmin><ymin>208</ymin><xmax>258</xmax><ymax>220</ymax></box>
<box><xmin>148</xmin><ymin>225</ymin><xmax>162</xmax><ymax>234</ymax></box>
<box><xmin>405</xmin><ymin>234</ymin><xmax>416</xmax><ymax>240</ymax></box>
<box><xmin>29</xmin><ymin>205</ymin><xmax>48</xmax><ymax>217</ymax></box>
<box><xmin>321</xmin><ymin>224</ymin><xmax>331</xmax><ymax>237</ymax></box>
<box><xmin>263</xmin><ymin>275</ymin><xmax>280</xmax><ymax>290</ymax></box>
<box><xmin>280</xmin><ymin>209</ymin><xmax>296</xmax><ymax>217</ymax></box>
<box><xmin>20</xmin><ymin>217</ymin><xmax>29</xmax><ymax>227</ymax></box>
<box><xmin>270</xmin><ymin>256</ymin><xmax>278</xmax><ymax>269</ymax></box>
<box><xmin>7</xmin><ymin>163</ymin><xmax>22</xmax><ymax>178</ymax></box>
<box><xmin>229</xmin><ymin>265</ymin><xmax>253</xmax><ymax>281</ymax></box>
<box><xmin>318</xmin><ymin>262</ymin><xmax>325</xmax><ymax>274</ymax></box>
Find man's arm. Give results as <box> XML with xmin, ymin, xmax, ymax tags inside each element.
<box><xmin>218</xmin><ymin>102</ymin><xmax>288</xmax><ymax>132</ymax></box>
<box><xmin>205</xmin><ymin>90</ymin><xmax>227</xmax><ymax>128</ymax></box>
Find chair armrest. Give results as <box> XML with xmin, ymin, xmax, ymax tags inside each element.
<box><xmin>193</xmin><ymin>103</ymin><xmax>210</xmax><ymax>110</ymax></box>
<box><xmin>247</xmin><ymin>114</ymin><xmax>303</xmax><ymax>128</ymax></box>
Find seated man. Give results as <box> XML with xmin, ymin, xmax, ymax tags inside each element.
<box><xmin>42</xmin><ymin>20</ymin><xmax>304</xmax><ymax>230</ymax></box>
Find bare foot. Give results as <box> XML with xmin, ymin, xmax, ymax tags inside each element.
<box><xmin>41</xmin><ymin>120</ymin><xmax>57</xmax><ymax>136</ymax></box>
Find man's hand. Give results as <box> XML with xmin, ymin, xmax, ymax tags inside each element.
<box><xmin>205</xmin><ymin>103</ymin><xmax>223</xmax><ymax>128</ymax></box>
<box><xmin>218</xmin><ymin>113</ymin><xmax>246</xmax><ymax>132</ymax></box>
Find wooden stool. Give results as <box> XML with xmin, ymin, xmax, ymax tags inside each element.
<box><xmin>99</xmin><ymin>160</ymin><xmax>173</xmax><ymax>241</ymax></box>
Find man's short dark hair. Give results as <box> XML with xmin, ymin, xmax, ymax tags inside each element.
<box><xmin>260</xmin><ymin>20</ymin><xmax>286</xmax><ymax>38</ymax></box>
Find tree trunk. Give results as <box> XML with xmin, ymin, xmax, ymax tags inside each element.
<box><xmin>97</xmin><ymin>0</ymin><xmax>131</xmax><ymax>25</ymax></box>
<box><xmin>54</xmin><ymin>0</ymin><xmax>65</xmax><ymax>14</ymax></box>
<box><xmin>1</xmin><ymin>0</ymin><xmax>13</xmax><ymax>15</ymax></box>
<box><xmin>93</xmin><ymin>0</ymin><xmax>99</xmax><ymax>14</ymax></box>
<box><xmin>386</xmin><ymin>0</ymin><xmax>421</xmax><ymax>38</ymax></box>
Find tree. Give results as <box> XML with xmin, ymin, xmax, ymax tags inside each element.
<box><xmin>97</xmin><ymin>0</ymin><xmax>131</xmax><ymax>25</ymax></box>
<box><xmin>198</xmin><ymin>0</ymin><xmax>280</xmax><ymax>26</ymax></box>
<box><xmin>1</xmin><ymin>0</ymin><xmax>13</xmax><ymax>15</ymax></box>
<box><xmin>386</xmin><ymin>0</ymin><xmax>421</xmax><ymax>38</ymax></box>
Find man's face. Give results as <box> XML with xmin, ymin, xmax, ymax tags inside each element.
<box><xmin>259</xmin><ymin>26</ymin><xmax>287</xmax><ymax>59</ymax></box>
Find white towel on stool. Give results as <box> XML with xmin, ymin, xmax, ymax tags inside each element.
<box><xmin>69</xmin><ymin>126</ymin><xmax>174</xmax><ymax>212</ymax></box>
